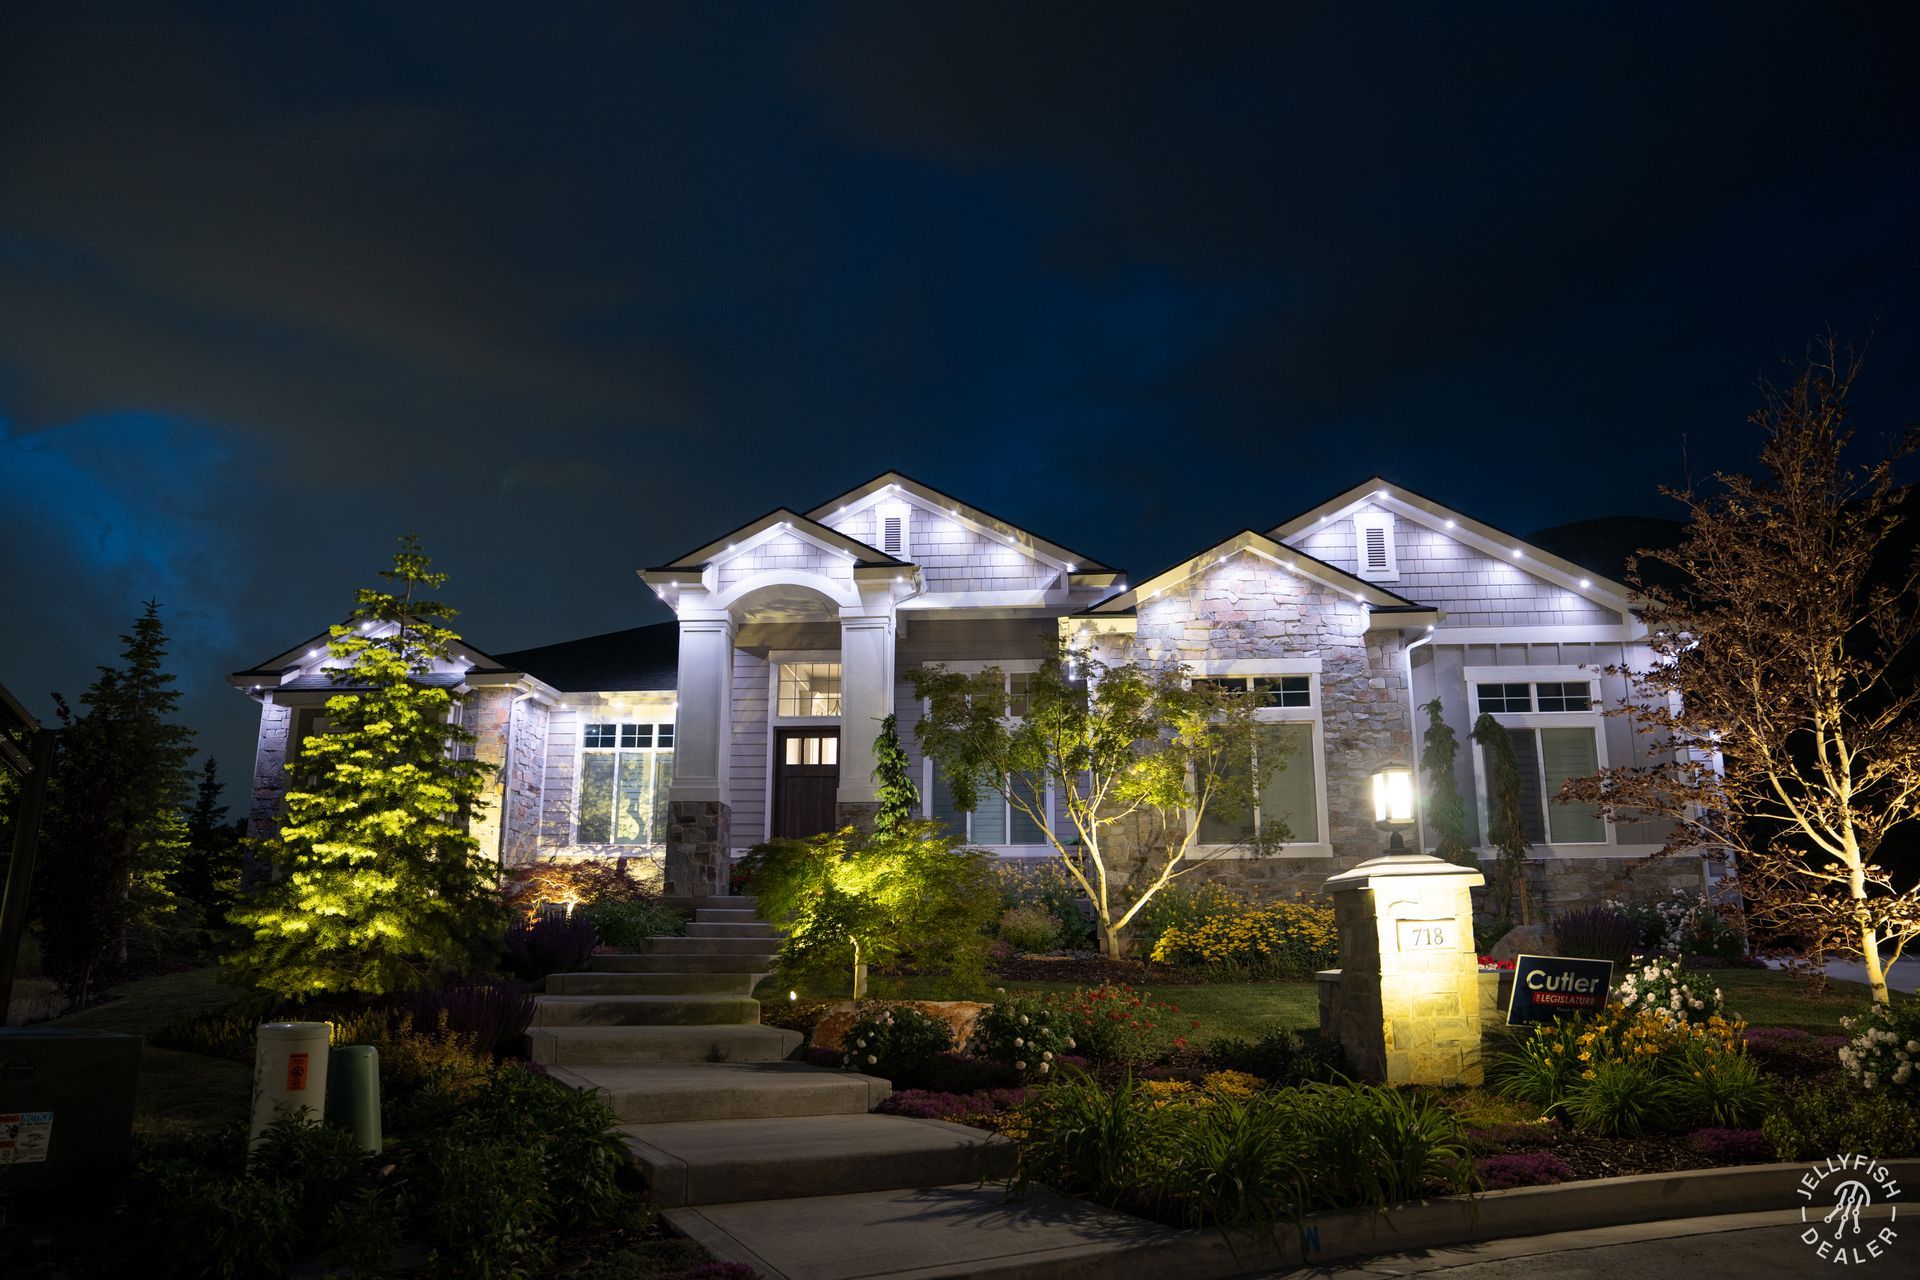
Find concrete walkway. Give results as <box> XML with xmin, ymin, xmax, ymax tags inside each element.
<box><xmin>1763</xmin><ymin>954</ymin><xmax>1920</xmax><ymax>995</ymax></box>
<box><xmin>536</xmin><ymin>898</ymin><xmax>1205</xmax><ymax>1278</ymax></box>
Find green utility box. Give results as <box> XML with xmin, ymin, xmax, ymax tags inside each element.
<box><xmin>0</xmin><ymin>1028</ymin><xmax>143</xmax><ymax>1191</ymax></box>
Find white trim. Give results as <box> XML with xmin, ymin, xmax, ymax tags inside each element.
<box><xmin>1467</xmin><ymin>676</ymin><xmax>1612</xmax><ymax>849</ymax></box>
<box><xmin>1437</xmin><ymin>624</ymin><xmax>1645</xmax><ymax>645</ymax></box>
<box><xmin>710</xmin><ymin>568</ymin><xmax>863</xmax><ymax>613</ymax></box>
<box><xmin>1354</xmin><ymin>510</ymin><xmax>1398</xmax><ymax>581</ymax></box>
<box><xmin>815</xmin><ymin>476</ymin><xmax>1087</xmax><ymax>576</ymax></box>
<box><xmin>1190</xmin><ymin>671</ymin><xmax>1329</xmax><ymax>853</ymax></box>
<box><xmin>1463</xmin><ymin>664</ymin><xmax>1600</xmax><ymax>685</ymax></box>
<box><xmin>923</xmin><ymin>658</ymin><xmax>1045</xmax><ymax>674</ymax></box>
<box><xmin>1188</xmin><ymin>657</ymin><xmax>1325</xmax><ymax>676</ymax></box>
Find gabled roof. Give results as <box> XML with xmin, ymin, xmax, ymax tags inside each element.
<box><xmin>807</xmin><ymin>470</ymin><xmax>1119</xmax><ymax>577</ymax></box>
<box><xmin>645</xmin><ymin>506</ymin><xmax>909</xmax><ymax>573</ymax></box>
<box><xmin>1084</xmin><ymin>529</ymin><xmax>1425</xmax><ymax>617</ymax></box>
<box><xmin>230</xmin><ymin>625</ymin><xmax>514</xmax><ymax>683</ymax></box>
<box><xmin>1267</xmin><ymin>476</ymin><xmax>1636</xmax><ymax>610</ymax></box>
<box><xmin>494</xmin><ymin>622</ymin><xmax>678</xmax><ymax>693</ymax></box>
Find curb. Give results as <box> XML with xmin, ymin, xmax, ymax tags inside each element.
<box><xmin>1186</xmin><ymin>1158</ymin><xmax>1920</xmax><ymax>1275</ymax></box>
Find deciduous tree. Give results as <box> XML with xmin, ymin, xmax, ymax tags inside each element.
<box><xmin>1564</xmin><ymin>341</ymin><xmax>1920</xmax><ymax>1002</ymax></box>
<box><xmin>911</xmin><ymin>646</ymin><xmax>1276</xmax><ymax>957</ymax></box>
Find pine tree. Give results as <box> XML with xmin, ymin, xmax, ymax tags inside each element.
<box><xmin>1471</xmin><ymin>712</ymin><xmax>1533</xmax><ymax>922</ymax></box>
<box><xmin>229</xmin><ymin>537</ymin><xmax>503</xmax><ymax>997</ymax></box>
<box><xmin>871</xmin><ymin>713</ymin><xmax>919</xmax><ymax>836</ymax></box>
<box><xmin>34</xmin><ymin>603</ymin><xmax>198</xmax><ymax>1003</ymax></box>
<box><xmin>1419</xmin><ymin>698</ymin><xmax>1474</xmax><ymax>864</ymax></box>
<box><xmin>180</xmin><ymin>756</ymin><xmax>245</xmax><ymax>931</ymax></box>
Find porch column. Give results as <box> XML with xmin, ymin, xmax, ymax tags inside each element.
<box><xmin>666</xmin><ymin>611</ymin><xmax>734</xmax><ymax>896</ymax></box>
<box><xmin>836</xmin><ymin>598</ymin><xmax>897</xmax><ymax>828</ymax></box>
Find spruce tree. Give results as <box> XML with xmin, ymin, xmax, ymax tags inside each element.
<box><xmin>181</xmin><ymin>757</ymin><xmax>245</xmax><ymax>931</ymax></box>
<box><xmin>35</xmin><ymin>603</ymin><xmax>197</xmax><ymax>1002</ymax></box>
<box><xmin>229</xmin><ymin>537</ymin><xmax>503</xmax><ymax>997</ymax></box>
<box><xmin>1471</xmin><ymin>712</ymin><xmax>1533</xmax><ymax>922</ymax></box>
<box><xmin>871</xmin><ymin>713</ymin><xmax>920</xmax><ymax>836</ymax></box>
<box><xmin>1419</xmin><ymin>698</ymin><xmax>1474</xmax><ymax>864</ymax></box>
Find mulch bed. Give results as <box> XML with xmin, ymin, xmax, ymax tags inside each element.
<box><xmin>1493</xmin><ymin>1125</ymin><xmax>1724</xmax><ymax>1179</ymax></box>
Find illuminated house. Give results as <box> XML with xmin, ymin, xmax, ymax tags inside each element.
<box><xmin>232</xmin><ymin>472</ymin><xmax>1712</xmax><ymax>907</ymax></box>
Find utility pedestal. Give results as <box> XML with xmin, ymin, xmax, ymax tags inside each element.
<box><xmin>1322</xmin><ymin>852</ymin><xmax>1485</xmax><ymax>1086</ymax></box>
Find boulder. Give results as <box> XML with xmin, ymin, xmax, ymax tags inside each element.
<box><xmin>1489</xmin><ymin>924</ymin><xmax>1555</xmax><ymax>963</ymax></box>
<box><xmin>810</xmin><ymin>1000</ymin><xmax>990</xmax><ymax>1053</ymax></box>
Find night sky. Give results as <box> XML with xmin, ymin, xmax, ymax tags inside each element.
<box><xmin>2</xmin><ymin>2</ymin><xmax>1917</xmax><ymax>776</ymax></box>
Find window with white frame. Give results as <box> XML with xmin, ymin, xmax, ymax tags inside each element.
<box><xmin>777</xmin><ymin>661</ymin><xmax>842</xmax><ymax>717</ymax></box>
<box><xmin>1471</xmin><ymin>677</ymin><xmax>1605</xmax><ymax>845</ymax></box>
<box><xmin>922</xmin><ymin>665</ymin><xmax>1051</xmax><ymax>845</ymax></box>
<box><xmin>1192</xmin><ymin>673</ymin><xmax>1323</xmax><ymax>846</ymax></box>
<box><xmin>577</xmin><ymin>721</ymin><xmax>675</xmax><ymax>844</ymax></box>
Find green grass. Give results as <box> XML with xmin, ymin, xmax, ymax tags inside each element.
<box><xmin>768</xmin><ymin>972</ymin><xmax>1321</xmax><ymax>1045</ymax></box>
<box><xmin>49</xmin><ymin>967</ymin><xmax>244</xmax><ymax>1036</ymax></box>
<box><xmin>44</xmin><ymin>967</ymin><xmax>253</xmax><ymax>1139</ymax></box>
<box><xmin>1703</xmin><ymin>966</ymin><xmax>1888</xmax><ymax>1031</ymax></box>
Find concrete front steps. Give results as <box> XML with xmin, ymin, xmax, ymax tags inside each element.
<box><xmin>557</xmin><ymin>1061</ymin><xmax>892</xmax><ymax>1123</ymax></box>
<box><xmin>529</xmin><ymin>1024</ymin><xmax>802</xmax><ymax>1066</ymax></box>
<box><xmin>625</xmin><ymin>1113</ymin><xmax>1016</xmax><ymax>1208</ymax></box>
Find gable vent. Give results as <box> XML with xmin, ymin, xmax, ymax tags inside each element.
<box><xmin>1353</xmin><ymin>512</ymin><xmax>1397</xmax><ymax>581</ymax></box>
<box><xmin>877</xmin><ymin>502</ymin><xmax>911</xmax><ymax>559</ymax></box>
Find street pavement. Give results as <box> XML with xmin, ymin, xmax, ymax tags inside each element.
<box><xmin>1252</xmin><ymin>1207</ymin><xmax>1904</xmax><ymax>1278</ymax></box>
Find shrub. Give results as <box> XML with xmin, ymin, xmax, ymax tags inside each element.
<box><xmin>758</xmin><ymin>995</ymin><xmax>836</xmax><ymax>1038</ymax></box>
<box><xmin>1491</xmin><ymin>1021</ymin><xmax>1585</xmax><ymax>1107</ymax></box>
<box><xmin>1128</xmin><ymin>881</ymin><xmax>1250</xmax><ymax>954</ymax></box>
<box><xmin>1015</xmin><ymin>1073</ymin><xmax>1172</xmax><ymax>1210</ymax></box>
<box><xmin>1614</xmin><ymin>956</ymin><xmax>1725</xmax><ymax>1026</ymax></box>
<box><xmin>582</xmin><ymin>897</ymin><xmax>687</xmax><ymax>947</ymax></box>
<box><xmin>971</xmin><ymin>990</ymin><xmax>1073</xmax><ymax>1080</ymax></box>
<box><xmin>1475</xmin><ymin>1151</ymin><xmax>1574</xmax><ymax>1189</ymax></box>
<box><xmin>1562</xmin><ymin>1058</ymin><xmax>1680</xmax><ymax>1136</ymax></box>
<box><xmin>995</xmin><ymin>860</ymin><xmax>1094</xmax><ymax>949</ymax></box>
<box><xmin>505</xmin><ymin>911</ymin><xmax>598</xmax><ymax>981</ymax></box>
<box><xmin>1609</xmin><ymin>889</ymin><xmax>1748</xmax><ymax>961</ymax></box>
<box><xmin>1297</xmin><ymin>1082</ymin><xmax>1473</xmax><ymax>1210</ymax></box>
<box><xmin>1161</xmin><ymin>1093</ymin><xmax>1306</xmax><ymax>1230</ymax></box>
<box><xmin>1204</xmin><ymin>1028</ymin><xmax>1343</xmax><ymax>1086</ymax></box>
<box><xmin>1148</xmin><ymin>898</ymin><xmax>1337</xmax><ymax>978</ymax></box>
<box><xmin>503</xmin><ymin>856</ymin><xmax>661</xmax><ymax>922</ymax></box>
<box><xmin>1474</xmin><ymin>916</ymin><xmax>1515</xmax><ymax>955</ymax></box>
<box><xmin>879</xmin><ymin>1087</ymin><xmax>1027</xmax><ymax>1128</ymax></box>
<box><xmin>1549</xmin><ymin>906</ymin><xmax>1640</xmax><ymax>966</ymax></box>
<box><xmin>1687</xmin><ymin>1127</ymin><xmax>1772</xmax><ymax>1163</ymax></box>
<box><xmin>996</xmin><ymin>904</ymin><xmax>1064</xmax><ymax>953</ymax></box>
<box><xmin>1053</xmin><ymin>983</ymin><xmax>1197</xmax><ymax>1068</ymax></box>
<box><xmin>839</xmin><ymin>1005</ymin><xmax>954</xmax><ymax>1086</ymax></box>
<box><xmin>1837</xmin><ymin>1000</ymin><xmax>1920</xmax><ymax>1090</ymax></box>
<box><xmin>402</xmin><ymin>980</ymin><xmax>536</xmax><ymax>1057</ymax></box>
<box><xmin>1762</xmin><ymin>1075</ymin><xmax>1920</xmax><ymax>1159</ymax></box>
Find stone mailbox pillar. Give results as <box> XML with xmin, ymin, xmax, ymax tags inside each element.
<box><xmin>1323</xmin><ymin>852</ymin><xmax>1486</xmax><ymax>1086</ymax></box>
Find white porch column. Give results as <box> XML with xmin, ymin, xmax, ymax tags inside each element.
<box><xmin>665</xmin><ymin>609</ymin><xmax>734</xmax><ymax>896</ymax></box>
<box><xmin>836</xmin><ymin>595</ymin><xmax>898</xmax><ymax>824</ymax></box>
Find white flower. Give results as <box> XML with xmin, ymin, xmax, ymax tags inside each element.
<box><xmin>1014</xmin><ymin>1037</ymin><xmax>1024</xmax><ymax>1048</ymax></box>
<box><xmin>866</xmin><ymin>1054</ymin><xmax>877</xmax><ymax>1065</ymax></box>
<box><xmin>1066</xmin><ymin>1037</ymin><xmax>1077</xmax><ymax>1049</ymax></box>
<box><xmin>1042</xmin><ymin>1051</ymin><xmax>1053</xmax><ymax>1061</ymax></box>
<box><xmin>856</xmin><ymin>1039</ymin><xmax>867</xmax><ymax>1049</ymax></box>
<box><xmin>1040</xmin><ymin>1062</ymin><xmax>1051</xmax><ymax>1073</ymax></box>
<box><xmin>1865</xmin><ymin>1073</ymin><xmax>1878</xmax><ymax>1089</ymax></box>
<box><xmin>1016</xmin><ymin>1061</ymin><xmax>1026</xmax><ymax>1071</ymax></box>
<box><xmin>1019</xmin><ymin>1015</ymin><xmax>1030</xmax><ymax>1026</ymax></box>
<box><xmin>1908</xmin><ymin>1040</ymin><xmax>1920</xmax><ymax>1053</ymax></box>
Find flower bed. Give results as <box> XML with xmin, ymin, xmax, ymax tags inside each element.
<box><xmin>1148</xmin><ymin>899</ymin><xmax>1337</xmax><ymax>979</ymax></box>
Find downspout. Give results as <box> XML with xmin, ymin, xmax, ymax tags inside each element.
<box><xmin>1403</xmin><ymin>627</ymin><xmax>1436</xmax><ymax>855</ymax></box>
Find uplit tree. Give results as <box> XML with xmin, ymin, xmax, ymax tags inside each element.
<box><xmin>1420</xmin><ymin>698</ymin><xmax>1473</xmax><ymax>865</ymax></box>
<box><xmin>871</xmin><ymin>713</ymin><xmax>919</xmax><ymax>836</ymax></box>
<box><xmin>911</xmin><ymin>646</ymin><xmax>1275</xmax><ymax>957</ymax></box>
<box><xmin>35</xmin><ymin>602</ymin><xmax>197</xmax><ymax>1003</ymax></box>
<box><xmin>1564</xmin><ymin>341</ymin><xmax>1920</xmax><ymax>1002</ymax></box>
<box><xmin>229</xmin><ymin>537</ymin><xmax>503</xmax><ymax>997</ymax></box>
<box><xmin>1472</xmin><ymin>712</ymin><xmax>1533</xmax><ymax>922</ymax></box>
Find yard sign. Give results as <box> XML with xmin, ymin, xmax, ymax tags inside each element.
<box><xmin>1506</xmin><ymin>954</ymin><xmax>1613</xmax><ymax>1025</ymax></box>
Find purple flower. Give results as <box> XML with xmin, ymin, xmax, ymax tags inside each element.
<box><xmin>1686</xmin><ymin>1128</ymin><xmax>1771</xmax><ymax>1163</ymax></box>
<box><xmin>1476</xmin><ymin>1152</ymin><xmax>1574</xmax><ymax>1189</ymax></box>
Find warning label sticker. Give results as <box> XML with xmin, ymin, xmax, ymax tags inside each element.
<box><xmin>0</xmin><ymin>1111</ymin><xmax>54</xmax><ymax>1165</ymax></box>
<box><xmin>287</xmin><ymin>1052</ymin><xmax>310</xmax><ymax>1091</ymax></box>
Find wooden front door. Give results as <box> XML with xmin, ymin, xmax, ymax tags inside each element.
<box><xmin>773</xmin><ymin>729</ymin><xmax>840</xmax><ymax>840</ymax></box>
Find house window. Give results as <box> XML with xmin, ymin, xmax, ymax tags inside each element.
<box><xmin>1191</xmin><ymin>673</ymin><xmax>1322</xmax><ymax>846</ymax></box>
<box><xmin>577</xmin><ymin>721</ymin><xmax>675</xmax><ymax>845</ymax></box>
<box><xmin>777</xmin><ymin>662</ymin><xmax>842</xmax><ymax>717</ymax></box>
<box><xmin>1353</xmin><ymin>512</ymin><xmax>1397</xmax><ymax>581</ymax></box>
<box><xmin>1472</xmin><ymin>679</ymin><xmax>1605</xmax><ymax>845</ymax></box>
<box><xmin>928</xmin><ymin>766</ymin><xmax>1051</xmax><ymax>846</ymax></box>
